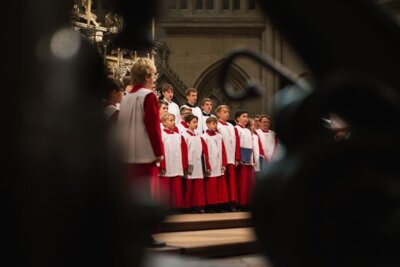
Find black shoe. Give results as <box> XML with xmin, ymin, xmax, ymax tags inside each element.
<box><xmin>205</xmin><ymin>207</ymin><xmax>216</xmax><ymax>213</ymax></box>
<box><xmin>148</xmin><ymin>237</ymin><xmax>166</xmax><ymax>248</ymax></box>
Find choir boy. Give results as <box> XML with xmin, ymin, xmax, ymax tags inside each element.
<box><xmin>176</xmin><ymin>105</ymin><xmax>192</xmax><ymax>134</ymax></box>
<box><xmin>234</xmin><ymin>110</ymin><xmax>253</xmax><ymax>210</ymax></box>
<box><xmin>201</xmin><ymin>98</ymin><xmax>216</xmax><ymax>132</ymax></box>
<box><xmin>216</xmin><ymin>105</ymin><xmax>238</xmax><ymax>211</ymax></box>
<box><xmin>201</xmin><ymin>117</ymin><xmax>229</xmax><ymax>213</ymax></box>
<box><xmin>103</xmin><ymin>77</ymin><xmax>124</xmax><ymax>124</ymax></box>
<box><xmin>183</xmin><ymin>88</ymin><xmax>203</xmax><ymax>135</ymax></box>
<box><xmin>256</xmin><ymin>114</ymin><xmax>279</xmax><ymax>164</ymax></box>
<box><xmin>181</xmin><ymin>114</ymin><xmax>209</xmax><ymax>213</ymax></box>
<box><xmin>158</xmin><ymin>99</ymin><xmax>168</xmax><ymax>131</ymax></box>
<box><xmin>161</xmin><ymin>84</ymin><xmax>180</xmax><ymax>124</ymax></box>
<box><xmin>247</xmin><ymin>118</ymin><xmax>266</xmax><ymax>191</ymax></box>
<box><xmin>159</xmin><ymin>113</ymin><xmax>188</xmax><ymax>214</ymax></box>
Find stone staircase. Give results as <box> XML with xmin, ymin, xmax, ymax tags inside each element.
<box><xmin>149</xmin><ymin>212</ymin><xmax>261</xmax><ymax>258</ymax></box>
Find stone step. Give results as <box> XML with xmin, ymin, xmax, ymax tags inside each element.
<box><xmin>151</xmin><ymin>227</ymin><xmax>260</xmax><ymax>258</ymax></box>
<box><xmin>160</xmin><ymin>212</ymin><xmax>252</xmax><ymax>232</ymax></box>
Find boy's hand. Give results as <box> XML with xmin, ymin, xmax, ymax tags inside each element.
<box><xmin>155</xmin><ymin>155</ymin><xmax>164</xmax><ymax>163</ymax></box>
<box><xmin>221</xmin><ymin>166</ymin><xmax>226</xmax><ymax>174</ymax></box>
<box><xmin>205</xmin><ymin>169</ymin><xmax>211</xmax><ymax>176</ymax></box>
<box><xmin>159</xmin><ymin>169</ymin><xmax>166</xmax><ymax>176</ymax></box>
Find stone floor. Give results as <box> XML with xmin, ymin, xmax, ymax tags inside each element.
<box><xmin>142</xmin><ymin>253</ymin><xmax>273</xmax><ymax>267</ymax></box>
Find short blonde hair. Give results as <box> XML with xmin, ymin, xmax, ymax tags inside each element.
<box><xmin>185</xmin><ymin>88</ymin><xmax>197</xmax><ymax>96</ymax></box>
<box><xmin>206</xmin><ymin>116</ymin><xmax>217</xmax><ymax>124</ymax></box>
<box><xmin>201</xmin><ymin>98</ymin><xmax>212</xmax><ymax>107</ymax></box>
<box><xmin>215</xmin><ymin>105</ymin><xmax>230</xmax><ymax>114</ymax></box>
<box><xmin>161</xmin><ymin>113</ymin><xmax>175</xmax><ymax>122</ymax></box>
<box><xmin>130</xmin><ymin>57</ymin><xmax>156</xmax><ymax>85</ymax></box>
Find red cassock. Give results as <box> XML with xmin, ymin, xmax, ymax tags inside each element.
<box><xmin>201</xmin><ymin>130</ymin><xmax>229</xmax><ymax>205</ymax></box>
<box><xmin>181</xmin><ymin>130</ymin><xmax>208</xmax><ymax>209</ymax></box>
<box><xmin>234</xmin><ymin>124</ymin><xmax>254</xmax><ymax>206</ymax></box>
<box><xmin>159</xmin><ymin>129</ymin><xmax>188</xmax><ymax>209</ymax></box>
<box><xmin>217</xmin><ymin>120</ymin><xmax>239</xmax><ymax>204</ymax></box>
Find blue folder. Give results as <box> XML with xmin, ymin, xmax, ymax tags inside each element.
<box><xmin>240</xmin><ymin>147</ymin><xmax>253</xmax><ymax>164</ymax></box>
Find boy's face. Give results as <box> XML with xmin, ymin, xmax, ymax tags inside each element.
<box><xmin>112</xmin><ymin>89</ymin><xmax>125</xmax><ymax>104</ymax></box>
<box><xmin>254</xmin><ymin>118</ymin><xmax>260</xmax><ymax>128</ymax></box>
<box><xmin>163</xmin><ymin>89</ymin><xmax>173</xmax><ymax>101</ymax></box>
<box><xmin>187</xmin><ymin>118</ymin><xmax>198</xmax><ymax>131</ymax></box>
<box><xmin>164</xmin><ymin>115</ymin><xmax>175</xmax><ymax>130</ymax></box>
<box><xmin>147</xmin><ymin>67</ymin><xmax>158</xmax><ymax>89</ymax></box>
<box><xmin>237</xmin><ymin>113</ymin><xmax>248</xmax><ymax>126</ymax></box>
<box><xmin>202</xmin><ymin>101</ymin><xmax>212</xmax><ymax>113</ymax></box>
<box><xmin>260</xmin><ymin>117</ymin><xmax>270</xmax><ymax>129</ymax></box>
<box><xmin>248</xmin><ymin>120</ymin><xmax>255</xmax><ymax>133</ymax></box>
<box><xmin>187</xmin><ymin>92</ymin><xmax>197</xmax><ymax>105</ymax></box>
<box><xmin>159</xmin><ymin>104</ymin><xmax>168</xmax><ymax>117</ymax></box>
<box><xmin>207</xmin><ymin>121</ymin><xmax>217</xmax><ymax>132</ymax></box>
<box><xmin>217</xmin><ymin>107</ymin><xmax>229</xmax><ymax>121</ymax></box>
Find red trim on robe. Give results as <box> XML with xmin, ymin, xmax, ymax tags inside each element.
<box><xmin>181</xmin><ymin>136</ymin><xmax>188</xmax><ymax>172</ymax></box>
<box><xmin>130</xmin><ymin>83</ymin><xmax>145</xmax><ymax>93</ymax></box>
<box><xmin>144</xmin><ymin>92</ymin><xmax>163</xmax><ymax>158</ymax></box>
<box><xmin>257</xmin><ymin>133</ymin><xmax>266</xmax><ymax>158</ymax></box>
<box><xmin>221</xmin><ymin>141</ymin><xmax>227</xmax><ymax>167</ymax></box>
<box><xmin>186</xmin><ymin>130</ymin><xmax>195</xmax><ymax>136</ymax></box>
<box><xmin>234</xmin><ymin>127</ymin><xmax>240</xmax><ymax>161</ymax></box>
<box><xmin>200</xmin><ymin>137</ymin><xmax>211</xmax><ymax>171</ymax></box>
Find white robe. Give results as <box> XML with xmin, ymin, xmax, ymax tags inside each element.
<box><xmin>186</xmin><ymin>105</ymin><xmax>203</xmax><ymax>135</ymax></box>
<box><xmin>252</xmin><ymin>133</ymin><xmax>261</xmax><ymax>171</ymax></box>
<box><xmin>201</xmin><ymin>132</ymin><xmax>224</xmax><ymax>177</ymax></box>
<box><xmin>235</xmin><ymin>124</ymin><xmax>254</xmax><ymax>165</ymax></box>
<box><xmin>217</xmin><ymin>121</ymin><xmax>236</xmax><ymax>165</ymax></box>
<box><xmin>104</xmin><ymin>104</ymin><xmax>118</xmax><ymax>121</ymax></box>
<box><xmin>176</xmin><ymin>121</ymin><xmax>188</xmax><ymax>135</ymax></box>
<box><xmin>165</xmin><ymin>99</ymin><xmax>180</xmax><ymax>124</ymax></box>
<box><xmin>162</xmin><ymin>130</ymin><xmax>184</xmax><ymax>177</ymax></box>
<box><xmin>202</xmin><ymin>113</ymin><xmax>217</xmax><ymax>133</ymax></box>
<box><xmin>182</xmin><ymin>131</ymin><xmax>204</xmax><ymax>179</ymax></box>
<box><xmin>256</xmin><ymin>129</ymin><xmax>278</xmax><ymax>161</ymax></box>
<box><xmin>118</xmin><ymin>88</ymin><xmax>156</xmax><ymax>163</ymax></box>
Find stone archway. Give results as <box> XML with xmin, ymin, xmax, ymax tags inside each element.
<box><xmin>194</xmin><ymin>59</ymin><xmax>255</xmax><ymax>118</ymax></box>
<box><xmin>155</xmin><ymin>41</ymin><xmax>188</xmax><ymax>106</ymax></box>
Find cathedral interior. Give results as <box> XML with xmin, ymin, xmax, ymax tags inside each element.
<box><xmin>4</xmin><ymin>1</ymin><xmax>400</xmax><ymax>267</ymax></box>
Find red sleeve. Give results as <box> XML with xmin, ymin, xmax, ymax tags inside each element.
<box><xmin>221</xmin><ymin>140</ymin><xmax>227</xmax><ymax>167</ymax></box>
<box><xmin>200</xmin><ymin>137</ymin><xmax>211</xmax><ymax>170</ymax></box>
<box><xmin>257</xmin><ymin>134</ymin><xmax>266</xmax><ymax>159</ymax></box>
<box><xmin>159</xmin><ymin>140</ymin><xmax>166</xmax><ymax>171</ymax></box>
<box><xmin>234</xmin><ymin>127</ymin><xmax>240</xmax><ymax>161</ymax></box>
<box><xmin>144</xmin><ymin>93</ymin><xmax>164</xmax><ymax>157</ymax></box>
<box><xmin>181</xmin><ymin>136</ymin><xmax>188</xmax><ymax>171</ymax></box>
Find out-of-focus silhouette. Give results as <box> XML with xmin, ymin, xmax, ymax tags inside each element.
<box><xmin>249</xmin><ymin>0</ymin><xmax>400</xmax><ymax>267</ymax></box>
<box><xmin>3</xmin><ymin>1</ymin><xmax>165</xmax><ymax>267</ymax></box>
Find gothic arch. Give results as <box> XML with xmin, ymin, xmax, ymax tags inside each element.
<box><xmin>156</xmin><ymin>67</ymin><xmax>188</xmax><ymax>106</ymax></box>
<box><xmin>155</xmin><ymin>42</ymin><xmax>188</xmax><ymax>106</ymax></box>
<box><xmin>194</xmin><ymin>59</ymin><xmax>253</xmax><ymax>116</ymax></box>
